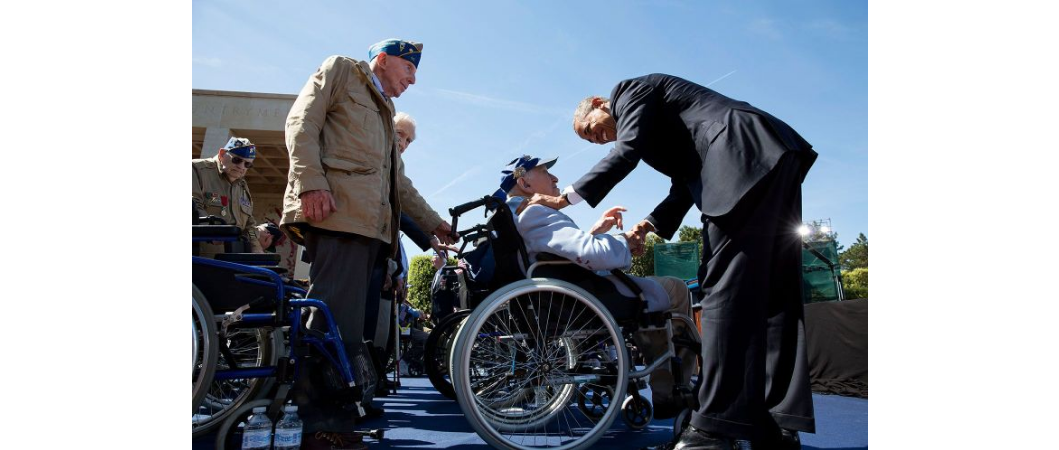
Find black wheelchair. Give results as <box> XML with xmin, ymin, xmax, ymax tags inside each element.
<box><xmin>426</xmin><ymin>195</ymin><xmax>704</xmax><ymax>450</ymax></box>
<box><xmin>192</xmin><ymin>216</ymin><xmax>383</xmax><ymax>448</ymax></box>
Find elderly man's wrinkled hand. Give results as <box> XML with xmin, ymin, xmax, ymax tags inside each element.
<box><xmin>434</xmin><ymin>221</ymin><xmax>457</xmax><ymax>245</ymax></box>
<box><xmin>257</xmin><ymin>232</ymin><xmax>273</xmax><ymax>250</ymax></box>
<box><xmin>396</xmin><ymin>277</ymin><xmax>407</xmax><ymax>299</ymax></box>
<box><xmin>299</xmin><ymin>190</ymin><xmax>337</xmax><ymax>222</ymax></box>
<box><xmin>589</xmin><ymin>206</ymin><xmax>626</xmax><ymax>235</ymax></box>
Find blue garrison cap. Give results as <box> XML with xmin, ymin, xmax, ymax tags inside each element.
<box><xmin>223</xmin><ymin>137</ymin><xmax>256</xmax><ymax>159</ymax></box>
<box><xmin>367</xmin><ymin>39</ymin><xmax>423</xmax><ymax>68</ymax></box>
<box><xmin>499</xmin><ymin>155</ymin><xmax>558</xmax><ymax>193</ymax></box>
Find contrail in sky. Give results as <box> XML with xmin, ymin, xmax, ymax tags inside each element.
<box><xmin>429</xmin><ymin>166</ymin><xmax>481</xmax><ymax>198</ymax></box>
<box><xmin>705</xmin><ymin>70</ymin><xmax>737</xmax><ymax>87</ymax></box>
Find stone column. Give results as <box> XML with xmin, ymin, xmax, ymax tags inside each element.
<box><xmin>200</xmin><ymin>127</ymin><xmax>231</xmax><ymax>158</ymax></box>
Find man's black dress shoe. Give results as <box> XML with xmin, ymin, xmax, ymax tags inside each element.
<box><xmin>641</xmin><ymin>425</ymin><xmax>737</xmax><ymax>450</ymax></box>
<box><xmin>751</xmin><ymin>428</ymin><xmax>800</xmax><ymax>450</ymax></box>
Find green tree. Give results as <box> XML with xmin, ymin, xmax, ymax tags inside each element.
<box><xmin>842</xmin><ymin>267</ymin><xmax>868</xmax><ymax>299</ymax></box>
<box><xmin>677</xmin><ymin>225</ymin><xmax>701</xmax><ymax>243</ymax></box>
<box><xmin>406</xmin><ymin>254</ymin><xmax>456</xmax><ymax>313</ymax></box>
<box><xmin>406</xmin><ymin>255</ymin><xmax>436</xmax><ymax>313</ymax></box>
<box><xmin>629</xmin><ymin>234</ymin><xmax>666</xmax><ymax>277</ymax></box>
<box><xmin>839</xmin><ymin>233</ymin><xmax>868</xmax><ymax>270</ymax></box>
<box><xmin>677</xmin><ymin>225</ymin><xmax>703</xmax><ymax>257</ymax></box>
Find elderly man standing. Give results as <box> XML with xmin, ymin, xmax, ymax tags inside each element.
<box><xmin>279</xmin><ymin>39</ymin><xmax>454</xmax><ymax>445</ymax></box>
<box><xmin>192</xmin><ymin>137</ymin><xmax>263</xmax><ymax>257</ymax></box>
<box><xmin>365</xmin><ymin>111</ymin><xmax>448</xmax><ymax>397</ymax></box>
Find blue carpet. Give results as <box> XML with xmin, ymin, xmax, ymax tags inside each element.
<box><xmin>194</xmin><ymin>376</ymin><xmax>867</xmax><ymax>449</ymax></box>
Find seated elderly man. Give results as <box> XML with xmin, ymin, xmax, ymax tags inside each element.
<box><xmin>193</xmin><ymin>137</ymin><xmax>264</xmax><ymax>257</ymax></box>
<box><xmin>499</xmin><ymin>155</ymin><xmax>699</xmax><ymax>419</ymax></box>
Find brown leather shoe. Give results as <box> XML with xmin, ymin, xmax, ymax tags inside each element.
<box><xmin>302</xmin><ymin>431</ymin><xmax>367</xmax><ymax>450</ymax></box>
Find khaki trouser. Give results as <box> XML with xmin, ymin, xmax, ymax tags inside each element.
<box><xmin>632</xmin><ymin>276</ymin><xmax>700</xmax><ymax>419</ymax></box>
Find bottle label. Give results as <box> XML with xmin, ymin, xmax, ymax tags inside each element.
<box><xmin>274</xmin><ymin>428</ymin><xmax>302</xmax><ymax>446</ymax></box>
<box><xmin>242</xmin><ymin>429</ymin><xmax>272</xmax><ymax>448</ymax></box>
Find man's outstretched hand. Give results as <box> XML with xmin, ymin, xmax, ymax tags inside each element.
<box><xmin>625</xmin><ymin>220</ymin><xmax>657</xmax><ymax>257</ymax></box>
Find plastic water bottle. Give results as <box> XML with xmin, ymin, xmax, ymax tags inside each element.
<box><xmin>273</xmin><ymin>405</ymin><xmax>303</xmax><ymax>450</ymax></box>
<box><xmin>242</xmin><ymin>406</ymin><xmax>273</xmax><ymax>450</ymax></box>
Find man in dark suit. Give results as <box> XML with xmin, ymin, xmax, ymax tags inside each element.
<box><xmin>527</xmin><ymin>74</ymin><xmax>818</xmax><ymax>449</ymax></box>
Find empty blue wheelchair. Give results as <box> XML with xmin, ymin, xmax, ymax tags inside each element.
<box><xmin>192</xmin><ymin>216</ymin><xmax>383</xmax><ymax>448</ymax></box>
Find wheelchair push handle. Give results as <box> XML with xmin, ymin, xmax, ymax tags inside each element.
<box><xmin>449</xmin><ymin>196</ymin><xmax>489</xmax><ymax>218</ymax></box>
<box><xmin>196</xmin><ymin>215</ymin><xmax>229</xmax><ymax>225</ymax></box>
<box><xmin>449</xmin><ymin>195</ymin><xmax>498</xmax><ymax>242</ymax></box>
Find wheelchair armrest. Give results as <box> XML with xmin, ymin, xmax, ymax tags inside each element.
<box><xmin>193</xmin><ymin>224</ymin><xmax>241</xmax><ymax>238</ymax></box>
<box><xmin>215</xmin><ymin>252</ymin><xmax>282</xmax><ymax>265</ymax></box>
<box><xmin>608</xmin><ymin>269</ymin><xmax>644</xmax><ymax>298</ymax></box>
<box><xmin>535</xmin><ymin>252</ymin><xmax>573</xmax><ymax>263</ymax></box>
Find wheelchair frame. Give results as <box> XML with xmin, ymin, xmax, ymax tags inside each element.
<box><xmin>440</xmin><ymin>195</ymin><xmax>700</xmax><ymax>450</ymax></box>
<box><xmin>192</xmin><ymin>220</ymin><xmax>383</xmax><ymax>448</ymax></box>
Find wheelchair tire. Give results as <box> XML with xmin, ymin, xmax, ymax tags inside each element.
<box><xmin>621</xmin><ymin>392</ymin><xmax>654</xmax><ymax>430</ymax></box>
<box><xmin>576</xmin><ymin>385</ymin><xmax>614</xmax><ymax>422</ymax></box>
<box><xmin>424</xmin><ymin>309</ymin><xmax>470</xmax><ymax>399</ymax></box>
<box><xmin>673</xmin><ymin>408</ymin><xmax>692</xmax><ymax>440</ymax></box>
<box><xmin>193</xmin><ymin>327</ymin><xmax>281</xmax><ymax>437</ymax></box>
<box><xmin>193</xmin><ymin>284</ymin><xmax>219</xmax><ymax>415</ymax></box>
<box><xmin>451</xmin><ymin>278</ymin><xmax>628</xmax><ymax>450</ymax></box>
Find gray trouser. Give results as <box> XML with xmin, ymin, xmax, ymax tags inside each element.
<box><xmin>292</xmin><ymin>230</ymin><xmax>382</xmax><ymax>433</ymax></box>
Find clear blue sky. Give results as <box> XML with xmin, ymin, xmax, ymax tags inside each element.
<box><xmin>193</xmin><ymin>0</ymin><xmax>867</xmax><ymax>259</ymax></box>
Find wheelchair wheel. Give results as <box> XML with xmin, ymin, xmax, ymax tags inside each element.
<box><xmin>621</xmin><ymin>392</ymin><xmax>653</xmax><ymax>430</ymax></box>
<box><xmin>193</xmin><ymin>327</ymin><xmax>281</xmax><ymax>437</ymax></box>
<box><xmin>424</xmin><ymin>309</ymin><xmax>470</xmax><ymax>399</ymax></box>
<box><xmin>193</xmin><ymin>285</ymin><xmax>218</xmax><ymax>414</ymax></box>
<box><xmin>673</xmin><ymin>408</ymin><xmax>692</xmax><ymax>440</ymax></box>
<box><xmin>451</xmin><ymin>278</ymin><xmax>628</xmax><ymax>450</ymax></box>
<box><xmin>576</xmin><ymin>385</ymin><xmax>614</xmax><ymax>421</ymax></box>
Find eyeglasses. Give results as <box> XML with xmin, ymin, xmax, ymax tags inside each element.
<box><xmin>229</xmin><ymin>155</ymin><xmax>254</xmax><ymax>169</ymax></box>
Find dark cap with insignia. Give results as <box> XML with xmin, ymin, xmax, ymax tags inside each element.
<box><xmin>368</xmin><ymin>38</ymin><xmax>424</xmax><ymax>68</ymax></box>
<box><xmin>223</xmin><ymin>137</ymin><xmax>256</xmax><ymax>159</ymax></box>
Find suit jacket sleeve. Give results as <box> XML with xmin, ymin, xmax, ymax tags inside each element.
<box><xmin>646</xmin><ymin>179</ymin><xmax>694</xmax><ymax>240</ymax></box>
<box><xmin>400</xmin><ymin>212</ymin><xmax>433</xmax><ymax>251</ymax></box>
<box><xmin>516</xmin><ymin>205</ymin><xmax>632</xmax><ymax>272</ymax></box>
<box><xmin>572</xmin><ymin>80</ymin><xmax>659</xmax><ymax>207</ymax></box>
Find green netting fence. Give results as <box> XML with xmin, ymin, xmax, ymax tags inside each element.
<box><xmin>803</xmin><ymin>240</ymin><xmax>842</xmax><ymax>303</ymax></box>
<box><xmin>653</xmin><ymin>242</ymin><xmax>700</xmax><ymax>280</ymax></box>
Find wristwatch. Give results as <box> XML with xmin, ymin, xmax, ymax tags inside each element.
<box><xmin>560</xmin><ymin>192</ymin><xmax>570</xmax><ymax>207</ymax></box>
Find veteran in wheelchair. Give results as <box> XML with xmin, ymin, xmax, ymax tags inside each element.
<box><xmin>444</xmin><ymin>155</ymin><xmax>701</xmax><ymax>450</ymax></box>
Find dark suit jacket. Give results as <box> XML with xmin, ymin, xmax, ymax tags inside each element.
<box><xmin>400</xmin><ymin>212</ymin><xmax>432</xmax><ymax>252</ymax></box>
<box><xmin>572</xmin><ymin>74</ymin><xmax>818</xmax><ymax>239</ymax></box>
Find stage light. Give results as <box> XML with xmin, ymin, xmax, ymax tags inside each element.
<box><xmin>798</xmin><ymin>225</ymin><xmax>810</xmax><ymax>236</ymax></box>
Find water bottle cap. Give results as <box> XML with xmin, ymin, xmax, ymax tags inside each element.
<box><xmin>252</xmin><ymin>406</ymin><xmax>266</xmax><ymax>413</ymax></box>
<box><xmin>283</xmin><ymin>405</ymin><xmax>298</xmax><ymax>412</ymax></box>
